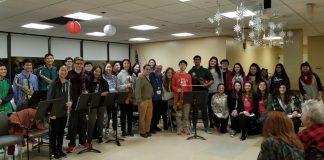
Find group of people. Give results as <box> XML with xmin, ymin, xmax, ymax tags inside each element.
<box><xmin>0</xmin><ymin>53</ymin><xmax>323</xmax><ymax>159</ymax></box>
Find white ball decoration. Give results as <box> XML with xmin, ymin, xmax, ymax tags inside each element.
<box><xmin>103</xmin><ymin>25</ymin><xmax>116</xmax><ymax>36</ymax></box>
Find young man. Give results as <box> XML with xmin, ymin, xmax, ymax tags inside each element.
<box><xmin>188</xmin><ymin>55</ymin><xmax>214</xmax><ymax>133</ymax></box>
<box><xmin>65</xmin><ymin>57</ymin><xmax>73</xmax><ymax>71</ymax></box>
<box><xmin>220</xmin><ymin>59</ymin><xmax>231</xmax><ymax>93</ymax></box>
<box><xmin>35</xmin><ymin>53</ymin><xmax>57</xmax><ymax>100</ymax></box>
<box><xmin>135</xmin><ymin>64</ymin><xmax>154</xmax><ymax>138</ymax></box>
<box><xmin>13</xmin><ymin>59</ymin><xmax>38</xmax><ymax>111</ymax></box>
<box><xmin>66</xmin><ymin>57</ymin><xmax>89</xmax><ymax>153</ymax></box>
<box><xmin>0</xmin><ymin>62</ymin><xmax>14</xmax><ymax>115</ymax></box>
<box><xmin>84</xmin><ymin>61</ymin><xmax>93</xmax><ymax>76</ymax></box>
<box><xmin>172</xmin><ymin>60</ymin><xmax>192</xmax><ymax>135</ymax></box>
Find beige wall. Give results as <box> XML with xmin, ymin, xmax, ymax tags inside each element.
<box><xmin>226</xmin><ymin>39</ymin><xmax>281</xmax><ymax>76</ymax></box>
<box><xmin>130</xmin><ymin>37</ymin><xmax>227</xmax><ymax>72</ymax></box>
<box><xmin>308</xmin><ymin>36</ymin><xmax>324</xmax><ymax>84</ymax></box>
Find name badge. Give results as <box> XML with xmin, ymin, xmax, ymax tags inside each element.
<box><xmin>156</xmin><ymin>90</ymin><xmax>162</xmax><ymax>95</ymax></box>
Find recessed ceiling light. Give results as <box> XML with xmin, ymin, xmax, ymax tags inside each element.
<box><xmin>262</xmin><ymin>36</ymin><xmax>283</xmax><ymax>40</ymax></box>
<box><xmin>86</xmin><ymin>32</ymin><xmax>106</xmax><ymax>37</ymax></box>
<box><xmin>64</xmin><ymin>12</ymin><xmax>102</xmax><ymax>21</ymax></box>
<box><xmin>129</xmin><ymin>25</ymin><xmax>159</xmax><ymax>31</ymax></box>
<box><xmin>128</xmin><ymin>37</ymin><xmax>150</xmax><ymax>42</ymax></box>
<box><xmin>221</xmin><ymin>10</ymin><xmax>255</xmax><ymax>19</ymax></box>
<box><xmin>21</xmin><ymin>23</ymin><xmax>54</xmax><ymax>29</ymax></box>
<box><xmin>171</xmin><ymin>32</ymin><xmax>194</xmax><ymax>37</ymax></box>
<box><xmin>179</xmin><ymin>0</ymin><xmax>191</xmax><ymax>2</ymax></box>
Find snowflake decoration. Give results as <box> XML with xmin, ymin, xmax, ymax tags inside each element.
<box><xmin>215</xmin><ymin>27</ymin><xmax>222</xmax><ymax>36</ymax></box>
<box><xmin>279</xmin><ymin>31</ymin><xmax>286</xmax><ymax>38</ymax></box>
<box><xmin>234</xmin><ymin>24</ymin><xmax>241</xmax><ymax>33</ymax></box>
<box><xmin>208</xmin><ymin>17</ymin><xmax>214</xmax><ymax>24</ymax></box>
<box><xmin>277</xmin><ymin>22</ymin><xmax>284</xmax><ymax>29</ymax></box>
<box><xmin>268</xmin><ymin>22</ymin><xmax>276</xmax><ymax>30</ymax></box>
<box><xmin>214</xmin><ymin>11</ymin><xmax>222</xmax><ymax>23</ymax></box>
<box><xmin>249</xmin><ymin>31</ymin><xmax>255</xmax><ymax>39</ymax></box>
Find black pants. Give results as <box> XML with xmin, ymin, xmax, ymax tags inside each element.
<box><xmin>230</xmin><ymin>115</ymin><xmax>241</xmax><ymax>133</ymax></box>
<box><xmin>120</xmin><ymin>103</ymin><xmax>133</xmax><ymax>134</ymax></box>
<box><xmin>214</xmin><ymin>116</ymin><xmax>229</xmax><ymax>133</ymax></box>
<box><xmin>192</xmin><ymin>102</ymin><xmax>209</xmax><ymax>129</ymax></box>
<box><xmin>208</xmin><ymin>93</ymin><xmax>215</xmax><ymax>127</ymax></box>
<box><xmin>50</xmin><ymin>117</ymin><xmax>67</xmax><ymax>154</ymax></box>
<box><xmin>68</xmin><ymin>109</ymin><xmax>87</xmax><ymax>147</ymax></box>
<box><xmin>238</xmin><ymin>114</ymin><xmax>256</xmax><ymax>135</ymax></box>
<box><xmin>106</xmin><ymin>104</ymin><xmax>117</xmax><ymax>130</ymax></box>
<box><xmin>291</xmin><ymin>117</ymin><xmax>301</xmax><ymax>133</ymax></box>
<box><xmin>151</xmin><ymin>100</ymin><xmax>167</xmax><ymax>130</ymax></box>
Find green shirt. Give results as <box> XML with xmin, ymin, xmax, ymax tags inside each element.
<box><xmin>0</xmin><ymin>79</ymin><xmax>13</xmax><ymax>114</ymax></box>
<box><xmin>188</xmin><ymin>66</ymin><xmax>213</xmax><ymax>91</ymax></box>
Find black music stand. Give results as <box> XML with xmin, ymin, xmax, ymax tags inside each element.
<box><xmin>77</xmin><ymin>93</ymin><xmax>101</xmax><ymax>154</ymax></box>
<box><xmin>183</xmin><ymin>91</ymin><xmax>209</xmax><ymax>140</ymax></box>
<box><xmin>104</xmin><ymin>92</ymin><xmax>125</xmax><ymax>146</ymax></box>
<box><xmin>34</xmin><ymin>98</ymin><xmax>64</xmax><ymax>160</ymax></box>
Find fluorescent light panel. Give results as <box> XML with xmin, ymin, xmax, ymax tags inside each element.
<box><xmin>21</xmin><ymin>23</ymin><xmax>54</xmax><ymax>29</ymax></box>
<box><xmin>179</xmin><ymin>0</ymin><xmax>191</xmax><ymax>2</ymax></box>
<box><xmin>128</xmin><ymin>37</ymin><xmax>150</xmax><ymax>42</ymax></box>
<box><xmin>171</xmin><ymin>32</ymin><xmax>194</xmax><ymax>37</ymax></box>
<box><xmin>129</xmin><ymin>25</ymin><xmax>158</xmax><ymax>31</ymax></box>
<box><xmin>221</xmin><ymin>10</ymin><xmax>255</xmax><ymax>19</ymax></box>
<box><xmin>64</xmin><ymin>12</ymin><xmax>102</xmax><ymax>20</ymax></box>
<box><xmin>263</xmin><ymin>36</ymin><xmax>283</xmax><ymax>40</ymax></box>
<box><xmin>86</xmin><ymin>32</ymin><xmax>106</xmax><ymax>37</ymax></box>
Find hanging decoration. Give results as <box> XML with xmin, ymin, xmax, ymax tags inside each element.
<box><xmin>65</xmin><ymin>20</ymin><xmax>81</xmax><ymax>34</ymax></box>
<box><xmin>207</xmin><ymin>0</ymin><xmax>222</xmax><ymax>36</ymax></box>
<box><xmin>103</xmin><ymin>24</ymin><xmax>117</xmax><ymax>36</ymax></box>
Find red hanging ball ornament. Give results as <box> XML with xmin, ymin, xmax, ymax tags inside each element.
<box><xmin>66</xmin><ymin>21</ymin><xmax>81</xmax><ymax>34</ymax></box>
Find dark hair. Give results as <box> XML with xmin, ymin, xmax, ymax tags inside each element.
<box><xmin>44</xmin><ymin>53</ymin><xmax>54</xmax><ymax>59</ymax></box>
<box><xmin>261</xmin><ymin>68</ymin><xmax>269</xmax><ymax>80</ymax></box>
<box><xmin>103</xmin><ymin>62</ymin><xmax>112</xmax><ymax>75</ymax></box>
<box><xmin>55</xmin><ymin>64</ymin><xmax>67</xmax><ymax>87</ymax></box>
<box><xmin>273</xmin><ymin>63</ymin><xmax>288</xmax><ymax>78</ymax></box>
<box><xmin>143</xmin><ymin>64</ymin><xmax>151</xmax><ymax>69</ymax></box>
<box><xmin>272</xmin><ymin>82</ymin><xmax>292</xmax><ymax>104</ymax></box>
<box><xmin>220</xmin><ymin>59</ymin><xmax>229</xmax><ymax>64</ymax></box>
<box><xmin>208</xmin><ymin>57</ymin><xmax>221</xmax><ymax>79</ymax></box>
<box><xmin>163</xmin><ymin>67</ymin><xmax>175</xmax><ymax>92</ymax></box>
<box><xmin>120</xmin><ymin>59</ymin><xmax>132</xmax><ymax>75</ymax></box>
<box><xmin>65</xmin><ymin>57</ymin><xmax>73</xmax><ymax>62</ymax></box>
<box><xmin>243</xmin><ymin>81</ymin><xmax>254</xmax><ymax>99</ymax></box>
<box><xmin>231</xmin><ymin>63</ymin><xmax>245</xmax><ymax>77</ymax></box>
<box><xmin>178</xmin><ymin>60</ymin><xmax>188</xmax><ymax>66</ymax></box>
<box><xmin>217</xmin><ymin>83</ymin><xmax>225</xmax><ymax>93</ymax></box>
<box><xmin>193</xmin><ymin>55</ymin><xmax>201</xmax><ymax>60</ymax></box>
<box><xmin>247</xmin><ymin>63</ymin><xmax>261</xmax><ymax>83</ymax></box>
<box><xmin>132</xmin><ymin>63</ymin><xmax>141</xmax><ymax>77</ymax></box>
<box><xmin>89</xmin><ymin>65</ymin><xmax>103</xmax><ymax>82</ymax></box>
<box><xmin>84</xmin><ymin>61</ymin><xmax>93</xmax><ymax>67</ymax></box>
<box><xmin>22</xmin><ymin>59</ymin><xmax>33</xmax><ymax>65</ymax></box>
<box><xmin>256</xmin><ymin>80</ymin><xmax>269</xmax><ymax>101</ymax></box>
<box><xmin>73</xmin><ymin>57</ymin><xmax>83</xmax><ymax>63</ymax></box>
<box><xmin>300</xmin><ymin>62</ymin><xmax>312</xmax><ymax>73</ymax></box>
<box><xmin>231</xmin><ymin>81</ymin><xmax>243</xmax><ymax>98</ymax></box>
<box><xmin>148</xmin><ymin>59</ymin><xmax>156</xmax><ymax>69</ymax></box>
<box><xmin>0</xmin><ymin>62</ymin><xmax>5</xmax><ymax>67</ymax></box>
<box><xmin>113</xmin><ymin>61</ymin><xmax>120</xmax><ymax>67</ymax></box>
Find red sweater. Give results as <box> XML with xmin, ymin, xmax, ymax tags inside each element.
<box><xmin>172</xmin><ymin>72</ymin><xmax>192</xmax><ymax>98</ymax></box>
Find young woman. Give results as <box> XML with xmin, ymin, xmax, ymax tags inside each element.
<box><xmin>229</xmin><ymin>63</ymin><xmax>246</xmax><ymax>91</ymax></box>
<box><xmin>246</xmin><ymin>63</ymin><xmax>261</xmax><ymax>93</ymax></box>
<box><xmin>102</xmin><ymin>63</ymin><xmax>118</xmax><ymax>137</ymax></box>
<box><xmin>272</xmin><ymin>83</ymin><xmax>302</xmax><ymax>133</ymax></box>
<box><xmin>47</xmin><ymin>64</ymin><xmax>72</xmax><ymax>159</ymax></box>
<box><xmin>227</xmin><ymin>81</ymin><xmax>243</xmax><ymax>137</ymax></box>
<box><xmin>132</xmin><ymin>63</ymin><xmax>141</xmax><ymax>80</ymax></box>
<box><xmin>260</xmin><ymin>68</ymin><xmax>270</xmax><ymax>92</ymax></box>
<box><xmin>211</xmin><ymin>83</ymin><xmax>228</xmax><ymax>133</ymax></box>
<box><xmin>270</xmin><ymin>63</ymin><xmax>290</xmax><ymax>93</ymax></box>
<box><xmin>254</xmin><ymin>80</ymin><xmax>272</xmax><ymax>124</ymax></box>
<box><xmin>117</xmin><ymin>59</ymin><xmax>134</xmax><ymax>136</ymax></box>
<box><xmin>162</xmin><ymin>67</ymin><xmax>175</xmax><ymax>130</ymax></box>
<box><xmin>238</xmin><ymin>81</ymin><xmax>257</xmax><ymax>140</ymax></box>
<box><xmin>207</xmin><ymin>57</ymin><xmax>222</xmax><ymax>128</ymax></box>
<box><xmin>0</xmin><ymin>62</ymin><xmax>14</xmax><ymax>115</ymax></box>
<box><xmin>299</xmin><ymin>62</ymin><xmax>323</xmax><ymax>102</ymax></box>
<box><xmin>257</xmin><ymin>111</ymin><xmax>304</xmax><ymax>160</ymax></box>
<box><xmin>148</xmin><ymin>59</ymin><xmax>156</xmax><ymax>72</ymax></box>
<box><xmin>112</xmin><ymin>61</ymin><xmax>121</xmax><ymax>76</ymax></box>
<box><xmin>85</xmin><ymin>66</ymin><xmax>109</xmax><ymax>143</ymax></box>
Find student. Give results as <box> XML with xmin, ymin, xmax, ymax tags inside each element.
<box><xmin>117</xmin><ymin>59</ymin><xmax>134</xmax><ymax>136</ymax></box>
<box><xmin>246</xmin><ymin>63</ymin><xmax>261</xmax><ymax>93</ymax></box>
<box><xmin>208</xmin><ymin>57</ymin><xmax>222</xmax><ymax>128</ymax></box>
<box><xmin>0</xmin><ymin>62</ymin><xmax>14</xmax><ymax>115</ymax></box>
<box><xmin>260</xmin><ymin>68</ymin><xmax>270</xmax><ymax>92</ymax></box>
<box><xmin>135</xmin><ymin>64</ymin><xmax>154</xmax><ymax>138</ymax></box>
<box><xmin>227</xmin><ymin>81</ymin><xmax>243</xmax><ymax>137</ymax></box>
<box><xmin>148</xmin><ymin>59</ymin><xmax>156</xmax><ymax>72</ymax></box>
<box><xmin>112</xmin><ymin>61</ymin><xmax>121</xmax><ymax>76</ymax></box>
<box><xmin>272</xmin><ymin>83</ymin><xmax>302</xmax><ymax>133</ymax></box>
<box><xmin>220</xmin><ymin>59</ymin><xmax>231</xmax><ymax>92</ymax></box>
<box><xmin>84</xmin><ymin>61</ymin><xmax>93</xmax><ymax>76</ymax></box>
<box><xmin>254</xmin><ymin>80</ymin><xmax>272</xmax><ymax>124</ymax></box>
<box><xmin>298</xmin><ymin>62</ymin><xmax>323</xmax><ymax>102</ymax></box>
<box><xmin>172</xmin><ymin>60</ymin><xmax>192</xmax><ymax>135</ymax></box>
<box><xmin>257</xmin><ymin>111</ymin><xmax>304</xmax><ymax>160</ymax></box>
<box><xmin>211</xmin><ymin>83</ymin><xmax>228</xmax><ymax>133</ymax></box>
<box><xmin>162</xmin><ymin>67</ymin><xmax>175</xmax><ymax>130</ymax></box>
<box><xmin>47</xmin><ymin>64</ymin><xmax>72</xmax><ymax>159</ymax></box>
<box><xmin>35</xmin><ymin>53</ymin><xmax>57</xmax><ymax>100</ymax></box>
<box><xmin>13</xmin><ymin>59</ymin><xmax>38</xmax><ymax>111</ymax></box>
<box><xmin>229</xmin><ymin>63</ymin><xmax>246</xmax><ymax>91</ymax></box>
<box><xmin>65</xmin><ymin>57</ymin><xmax>73</xmax><ymax>71</ymax></box>
<box><xmin>270</xmin><ymin>63</ymin><xmax>290</xmax><ymax>93</ymax></box>
<box><xmin>188</xmin><ymin>55</ymin><xmax>214</xmax><ymax>133</ymax></box>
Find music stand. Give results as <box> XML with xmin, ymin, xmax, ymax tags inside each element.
<box><xmin>34</xmin><ymin>98</ymin><xmax>63</xmax><ymax>160</ymax></box>
<box><xmin>76</xmin><ymin>93</ymin><xmax>101</xmax><ymax>154</ymax></box>
<box><xmin>104</xmin><ymin>92</ymin><xmax>125</xmax><ymax>146</ymax></box>
<box><xmin>183</xmin><ymin>91</ymin><xmax>209</xmax><ymax>140</ymax></box>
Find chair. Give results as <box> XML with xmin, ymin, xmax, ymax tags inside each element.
<box><xmin>309</xmin><ymin>146</ymin><xmax>324</xmax><ymax>160</ymax></box>
<box><xmin>0</xmin><ymin>112</ymin><xmax>23</xmax><ymax>160</ymax></box>
<box><xmin>24</xmin><ymin>126</ymin><xmax>49</xmax><ymax>160</ymax></box>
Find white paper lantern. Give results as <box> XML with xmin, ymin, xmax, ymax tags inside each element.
<box><xmin>103</xmin><ymin>25</ymin><xmax>116</xmax><ymax>36</ymax></box>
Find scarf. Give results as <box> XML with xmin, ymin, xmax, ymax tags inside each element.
<box><xmin>299</xmin><ymin>71</ymin><xmax>313</xmax><ymax>85</ymax></box>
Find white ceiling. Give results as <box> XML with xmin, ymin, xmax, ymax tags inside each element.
<box><xmin>0</xmin><ymin>0</ymin><xmax>323</xmax><ymax>43</ymax></box>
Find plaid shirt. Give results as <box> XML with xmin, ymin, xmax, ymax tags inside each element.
<box><xmin>298</xmin><ymin>124</ymin><xmax>324</xmax><ymax>159</ymax></box>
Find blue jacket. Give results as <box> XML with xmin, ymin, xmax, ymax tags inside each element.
<box><xmin>13</xmin><ymin>70</ymin><xmax>38</xmax><ymax>107</ymax></box>
<box><xmin>149</xmin><ymin>72</ymin><xmax>163</xmax><ymax>101</ymax></box>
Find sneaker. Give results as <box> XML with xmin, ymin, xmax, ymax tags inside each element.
<box><xmin>183</xmin><ymin>130</ymin><xmax>191</xmax><ymax>135</ymax></box>
<box><xmin>176</xmin><ymin>130</ymin><xmax>182</xmax><ymax>135</ymax></box>
<box><xmin>230</xmin><ymin>130</ymin><xmax>236</xmax><ymax>137</ymax></box>
<box><xmin>155</xmin><ymin>127</ymin><xmax>162</xmax><ymax>131</ymax></box>
<box><xmin>66</xmin><ymin>146</ymin><xmax>75</xmax><ymax>153</ymax></box>
<box><xmin>204</xmin><ymin>128</ymin><xmax>213</xmax><ymax>134</ymax></box>
<box><xmin>58</xmin><ymin>151</ymin><xmax>67</xmax><ymax>158</ymax></box>
<box><xmin>140</xmin><ymin>133</ymin><xmax>148</xmax><ymax>138</ymax></box>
